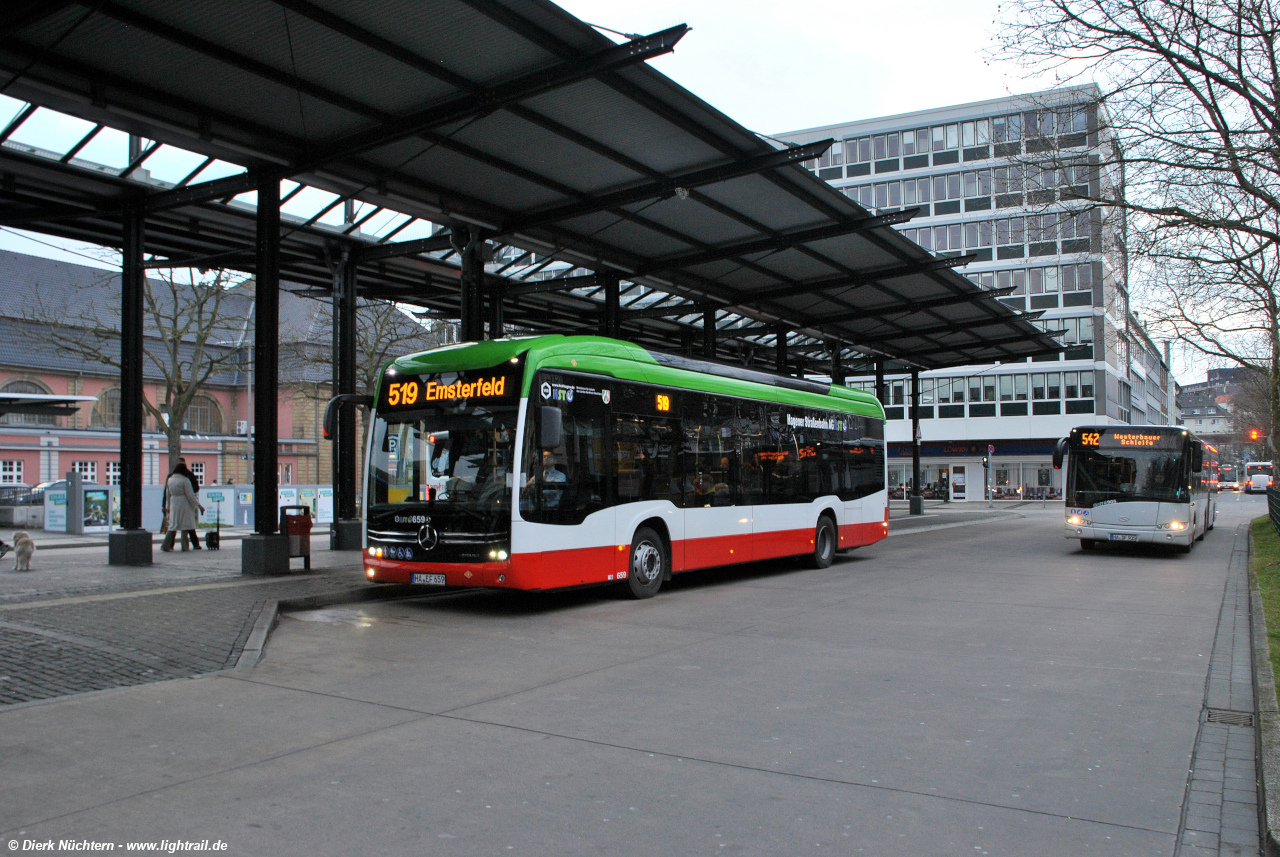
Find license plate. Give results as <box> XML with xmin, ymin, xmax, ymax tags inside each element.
<box><xmin>1109</xmin><ymin>533</ymin><xmax>1139</xmax><ymax>542</ymax></box>
<box><xmin>411</xmin><ymin>573</ymin><xmax>446</xmax><ymax>586</ymax></box>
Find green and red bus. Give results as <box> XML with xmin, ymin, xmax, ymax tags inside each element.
<box><xmin>361</xmin><ymin>335</ymin><xmax>887</xmax><ymax>597</ymax></box>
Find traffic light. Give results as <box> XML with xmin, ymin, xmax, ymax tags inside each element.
<box><xmin>982</xmin><ymin>455</ymin><xmax>990</xmax><ymax>469</ymax></box>
<box><xmin>1251</xmin><ymin>429</ymin><xmax>1261</xmax><ymax>441</ymax></box>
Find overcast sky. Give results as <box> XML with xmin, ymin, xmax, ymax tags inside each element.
<box><xmin>0</xmin><ymin>1</ymin><xmax>1206</xmax><ymax>382</ymax></box>
<box><xmin>557</xmin><ymin>0</ymin><xmax>1035</xmax><ymax>133</ymax></box>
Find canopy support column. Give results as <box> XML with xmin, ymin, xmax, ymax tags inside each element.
<box><xmin>243</xmin><ymin>174</ymin><xmax>289</xmax><ymax>574</ymax></box>
<box><xmin>829</xmin><ymin>343</ymin><xmax>844</xmax><ymax>386</ymax></box>
<box><xmin>875</xmin><ymin>359</ymin><xmax>885</xmax><ymax>405</ymax></box>
<box><xmin>775</xmin><ymin>326</ymin><xmax>788</xmax><ymax>376</ymax></box>
<box><xmin>703</xmin><ymin>309</ymin><xmax>717</xmax><ymax>359</ymax></box>
<box><xmin>331</xmin><ymin>254</ymin><xmax>361</xmax><ymax>550</ymax></box>
<box><xmin>487</xmin><ymin>279</ymin><xmax>504</xmax><ymax>340</ymax></box>
<box><xmin>910</xmin><ymin>368</ymin><xmax>923</xmax><ymax>516</ymax></box>
<box><xmin>456</xmin><ymin>228</ymin><xmax>484</xmax><ymax>342</ymax></box>
<box><xmin>599</xmin><ymin>275</ymin><xmax>620</xmax><ymax>338</ymax></box>
<box><xmin>109</xmin><ymin>200</ymin><xmax>151</xmax><ymax>565</ymax></box>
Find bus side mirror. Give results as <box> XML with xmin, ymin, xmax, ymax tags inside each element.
<box><xmin>1052</xmin><ymin>438</ymin><xmax>1068</xmax><ymax>470</ymax></box>
<box><xmin>539</xmin><ymin>406</ymin><xmax>562</xmax><ymax>450</ymax></box>
<box><xmin>323</xmin><ymin>394</ymin><xmax>373</xmax><ymax>440</ymax></box>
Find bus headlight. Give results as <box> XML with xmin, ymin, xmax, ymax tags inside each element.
<box><xmin>1067</xmin><ymin>515</ymin><xmax>1084</xmax><ymax>526</ymax></box>
<box><xmin>488</xmin><ymin>548</ymin><xmax>509</xmax><ymax>561</ymax></box>
<box><xmin>367</xmin><ymin>547</ymin><xmax>384</xmax><ymax>558</ymax></box>
<box><xmin>1168</xmin><ymin>521</ymin><xmax>1187</xmax><ymax>530</ymax></box>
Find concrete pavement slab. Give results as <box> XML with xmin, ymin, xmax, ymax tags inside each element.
<box><xmin>0</xmin><ymin>495</ymin><xmax>1265</xmax><ymax>855</ymax></box>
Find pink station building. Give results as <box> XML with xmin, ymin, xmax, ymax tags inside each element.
<box><xmin>0</xmin><ymin>249</ymin><xmax>338</xmax><ymax>494</ymax></box>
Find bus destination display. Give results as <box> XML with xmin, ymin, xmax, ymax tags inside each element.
<box><xmin>1074</xmin><ymin>428</ymin><xmax>1183</xmax><ymax>451</ymax></box>
<box><xmin>379</xmin><ymin>363</ymin><xmax>521</xmax><ymax>411</ymax></box>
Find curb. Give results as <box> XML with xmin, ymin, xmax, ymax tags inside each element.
<box><xmin>232</xmin><ymin>583</ymin><xmax>428</xmax><ymax>671</ymax></box>
<box><xmin>1248</xmin><ymin>523</ymin><xmax>1280</xmax><ymax>855</ymax></box>
<box><xmin>30</xmin><ymin>532</ymin><xmax>325</xmax><ymax>551</ymax></box>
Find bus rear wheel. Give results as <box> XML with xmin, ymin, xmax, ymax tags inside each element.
<box><xmin>807</xmin><ymin>517</ymin><xmax>837</xmax><ymax>569</ymax></box>
<box><xmin>625</xmin><ymin>527</ymin><xmax>666</xmax><ymax>599</ymax></box>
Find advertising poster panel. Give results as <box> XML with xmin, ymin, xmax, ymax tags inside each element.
<box><xmin>44</xmin><ymin>490</ymin><xmax>66</xmax><ymax>532</ymax></box>
<box><xmin>83</xmin><ymin>489</ymin><xmax>110</xmax><ymax>533</ymax></box>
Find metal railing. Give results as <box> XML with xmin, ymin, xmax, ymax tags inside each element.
<box><xmin>1268</xmin><ymin>486</ymin><xmax>1280</xmax><ymax>534</ymax></box>
<box><xmin>0</xmin><ymin>486</ymin><xmax>43</xmax><ymax>506</ymax></box>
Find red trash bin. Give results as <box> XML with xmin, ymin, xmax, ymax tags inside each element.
<box><xmin>279</xmin><ymin>505</ymin><xmax>312</xmax><ymax>570</ymax></box>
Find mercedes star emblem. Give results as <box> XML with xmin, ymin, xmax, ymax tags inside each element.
<box><xmin>417</xmin><ymin>524</ymin><xmax>439</xmax><ymax>551</ymax></box>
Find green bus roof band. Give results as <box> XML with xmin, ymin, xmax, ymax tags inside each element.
<box><xmin>385</xmin><ymin>335</ymin><xmax>885</xmax><ymax>420</ymax></box>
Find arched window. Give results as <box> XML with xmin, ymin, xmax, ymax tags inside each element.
<box><xmin>0</xmin><ymin>379</ymin><xmax>57</xmax><ymax>426</ymax></box>
<box><xmin>183</xmin><ymin>394</ymin><xmax>224</xmax><ymax>435</ymax></box>
<box><xmin>90</xmin><ymin>387</ymin><xmax>121</xmax><ymax>429</ymax></box>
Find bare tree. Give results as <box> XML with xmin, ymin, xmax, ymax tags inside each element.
<box><xmin>32</xmin><ymin>268</ymin><xmax>246</xmax><ymax>472</ymax></box>
<box><xmin>286</xmin><ymin>297</ymin><xmax>454</xmax><ymax>478</ymax></box>
<box><xmin>995</xmin><ymin>0</ymin><xmax>1280</xmax><ymax>438</ymax></box>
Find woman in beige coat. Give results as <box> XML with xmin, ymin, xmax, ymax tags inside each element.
<box><xmin>161</xmin><ymin>463</ymin><xmax>204</xmax><ymax>551</ymax></box>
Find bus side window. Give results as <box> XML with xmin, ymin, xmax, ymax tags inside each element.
<box><xmin>612</xmin><ymin>412</ymin><xmax>679</xmax><ymax>505</ymax></box>
<box><xmin>520</xmin><ymin>379</ymin><xmax>607</xmax><ymax>525</ymax></box>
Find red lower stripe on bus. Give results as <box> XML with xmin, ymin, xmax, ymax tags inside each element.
<box><xmin>838</xmin><ymin>520</ymin><xmax>889</xmax><ymax>548</ymax></box>
<box><xmin>368</xmin><ymin>545</ymin><xmax>623</xmax><ymax>590</ymax></box>
<box><xmin>368</xmin><ymin>519</ymin><xmax>889</xmax><ymax>590</ymax></box>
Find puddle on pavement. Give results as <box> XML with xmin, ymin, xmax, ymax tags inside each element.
<box><xmin>288</xmin><ymin>607</ymin><xmax>377</xmax><ymax>627</ymax></box>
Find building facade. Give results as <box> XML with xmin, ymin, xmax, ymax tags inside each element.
<box><xmin>1176</xmin><ymin>367</ymin><xmax>1266</xmax><ymax>465</ymax></box>
<box><xmin>0</xmin><ymin>250</ymin><xmax>342</xmax><ymax>492</ymax></box>
<box><xmin>778</xmin><ymin>85</ymin><xmax>1178</xmax><ymax>500</ymax></box>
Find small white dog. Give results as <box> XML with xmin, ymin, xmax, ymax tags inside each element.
<box><xmin>12</xmin><ymin>530</ymin><xmax>35</xmax><ymax>571</ymax></box>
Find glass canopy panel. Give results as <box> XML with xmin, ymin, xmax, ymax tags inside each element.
<box><xmin>7</xmin><ymin>108</ymin><xmax>96</xmax><ymax>156</ymax></box>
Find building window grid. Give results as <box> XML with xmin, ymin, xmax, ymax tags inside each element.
<box><xmin>72</xmin><ymin>461</ymin><xmax>97</xmax><ymax>483</ymax></box>
<box><xmin>810</xmin><ymin>102</ymin><xmax>1107</xmax><ymax>423</ymax></box>
<box><xmin>0</xmin><ymin>460</ymin><xmax>23</xmax><ymax>484</ymax></box>
<box><xmin>105</xmin><ymin>461</ymin><xmax>121</xmax><ymax>485</ymax></box>
<box><xmin>807</xmin><ymin>106</ymin><xmax>1091</xmax><ymax>171</ymax></box>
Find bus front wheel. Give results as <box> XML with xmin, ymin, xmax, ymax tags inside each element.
<box><xmin>626</xmin><ymin>527</ymin><xmax>666</xmax><ymax>599</ymax></box>
<box><xmin>807</xmin><ymin>517</ymin><xmax>837</xmax><ymax>569</ymax></box>
<box><xmin>1080</xmin><ymin>539</ymin><xmax>1096</xmax><ymax>550</ymax></box>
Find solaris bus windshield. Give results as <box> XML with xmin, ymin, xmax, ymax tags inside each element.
<box><xmin>1067</xmin><ymin>446</ymin><xmax>1189</xmax><ymax>507</ymax></box>
<box><xmin>368</xmin><ymin>404</ymin><xmax>519</xmax><ymax>515</ymax></box>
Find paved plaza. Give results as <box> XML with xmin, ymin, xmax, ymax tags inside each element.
<box><xmin>0</xmin><ymin>497</ymin><xmax>1267</xmax><ymax>855</ymax></box>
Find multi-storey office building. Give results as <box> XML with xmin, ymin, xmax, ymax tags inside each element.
<box><xmin>778</xmin><ymin>85</ymin><xmax>1178</xmax><ymax>501</ymax></box>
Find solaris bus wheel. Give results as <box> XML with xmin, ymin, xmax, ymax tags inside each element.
<box><xmin>626</xmin><ymin>527</ymin><xmax>666</xmax><ymax>599</ymax></box>
<box><xmin>1080</xmin><ymin>539</ymin><xmax>1096</xmax><ymax>550</ymax></box>
<box><xmin>807</xmin><ymin>516</ymin><xmax>837</xmax><ymax>569</ymax></box>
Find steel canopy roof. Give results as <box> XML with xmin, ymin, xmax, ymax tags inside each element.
<box><xmin>0</xmin><ymin>0</ymin><xmax>1061</xmax><ymax>372</ymax></box>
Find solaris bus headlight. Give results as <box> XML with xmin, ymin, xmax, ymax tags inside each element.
<box><xmin>1168</xmin><ymin>521</ymin><xmax>1187</xmax><ymax>531</ymax></box>
<box><xmin>1067</xmin><ymin>515</ymin><xmax>1084</xmax><ymax>526</ymax></box>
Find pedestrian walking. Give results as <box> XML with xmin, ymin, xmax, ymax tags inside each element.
<box><xmin>161</xmin><ymin>461</ymin><xmax>204</xmax><ymax>552</ymax></box>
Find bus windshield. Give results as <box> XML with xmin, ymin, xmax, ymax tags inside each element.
<box><xmin>368</xmin><ymin>404</ymin><xmax>519</xmax><ymax>514</ymax></box>
<box><xmin>1067</xmin><ymin>446</ymin><xmax>1189</xmax><ymax>506</ymax></box>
